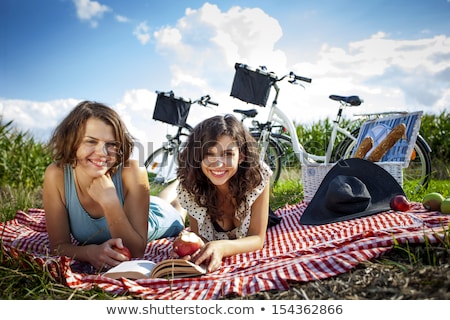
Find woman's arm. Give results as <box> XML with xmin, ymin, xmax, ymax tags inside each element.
<box><xmin>43</xmin><ymin>164</ymin><xmax>78</xmax><ymax>256</ymax></box>
<box><xmin>97</xmin><ymin>159</ymin><xmax>149</xmax><ymax>257</ymax></box>
<box><xmin>192</xmin><ymin>183</ymin><xmax>271</xmax><ymax>272</ymax></box>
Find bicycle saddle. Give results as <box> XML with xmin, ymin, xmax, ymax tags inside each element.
<box><xmin>329</xmin><ymin>95</ymin><xmax>363</xmax><ymax>106</ymax></box>
<box><xmin>233</xmin><ymin>109</ymin><xmax>258</xmax><ymax>118</ymax></box>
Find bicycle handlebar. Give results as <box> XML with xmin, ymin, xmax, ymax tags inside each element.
<box><xmin>156</xmin><ymin>91</ymin><xmax>218</xmax><ymax>107</ymax></box>
<box><xmin>288</xmin><ymin>71</ymin><xmax>312</xmax><ymax>83</ymax></box>
<box><xmin>235</xmin><ymin>63</ymin><xmax>312</xmax><ymax>86</ymax></box>
<box><xmin>195</xmin><ymin>95</ymin><xmax>219</xmax><ymax>107</ymax></box>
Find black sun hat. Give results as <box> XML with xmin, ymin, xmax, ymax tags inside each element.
<box><xmin>300</xmin><ymin>158</ymin><xmax>405</xmax><ymax>225</ymax></box>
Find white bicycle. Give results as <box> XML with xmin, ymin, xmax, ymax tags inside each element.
<box><xmin>230</xmin><ymin>63</ymin><xmax>432</xmax><ymax>189</ymax></box>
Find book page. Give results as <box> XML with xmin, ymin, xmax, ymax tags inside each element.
<box><xmin>151</xmin><ymin>259</ymin><xmax>207</xmax><ymax>279</ymax></box>
<box><xmin>103</xmin><ymin>260</ymin><xmax>157</xmax><ymax>280</ymax></box>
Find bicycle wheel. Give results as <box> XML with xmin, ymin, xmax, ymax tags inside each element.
<box><xmin>332</xmin><ymin>129</ymin><xmax>432</xmax><ymax>191</ymax></box>
<box><xmin>403</xmin><ymin>136</ymin><xmax>432</xmax><ymax>191</ymax></box>
<box><xmin>251</xmin><ymin>133</ymin><xmax>283</xmax><ymax>187</ymax></box>
<box><xmin>145</xmin><ymin>124</ymin><xmax>192</xmax><ymax>184</ymax></box>
<box><xmin>145</xmin><ymin>145</ymin><xmax>178</xmax><ymax>184</ymax></box>
<box><xmin>332</xmin><ymin>129</ymin><xmax>359</xmax><ymax>160</ymax></box>
<box><xmin>270</xmin><ymin>133</ymin><xmax>299</xmax><ymax>168</ymax></box>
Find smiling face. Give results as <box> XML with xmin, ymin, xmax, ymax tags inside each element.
<box><xmin>75</xmin><ymin>118</ymin><xmax>118</xmax><ymax>177</ymax></box>
<box><xmin>201</xmin><ymin>135</ymin><xmax>242</xmax><ymax>189</ymax></box>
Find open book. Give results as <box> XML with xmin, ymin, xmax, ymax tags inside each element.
<box><xmin>103</xmin><ymin>259</ymin><xmax>207</xmax><ymax>280</ymax></box>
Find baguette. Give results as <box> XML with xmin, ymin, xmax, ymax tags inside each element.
<box><xmin>353</xmin><ymin>136</ymin><xmax>374</xmax><ymax>159</ymax></box>
<box><xmin>367</xmin><ymin>123</ymin><xmax>407</xmax><ymax>162</ymax></box>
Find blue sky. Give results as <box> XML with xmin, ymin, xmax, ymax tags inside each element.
<box><xmin>1</xmin><ymin>0</ymin><xmax>449</xmax><ymax>159</ymax></box>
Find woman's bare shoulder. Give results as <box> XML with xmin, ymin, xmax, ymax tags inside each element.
<box><xmin>121</xmin><ymin>159</ymin><xmax>145</xmax><ymax>175</ymax></box>
<box><xmin>43</xmin><ymin>163</ymin><xmax>65</xmax><ymax>204</ymax></box>
<box><xmin>44</xmin><ymin>162</ymin><xmax>64</xmax><ymax>179</ymax></box>
<box><xmin>121</xmin><ymin>159</ymin><xmax>149</xmax><ymax>188</ymax></box>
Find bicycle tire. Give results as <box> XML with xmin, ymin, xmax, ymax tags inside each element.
<box><xmin>332</xmin><ymin>129</ymin><xmax>432</xmax><ymax>191</ymax></box>
<box><xmin>331</xmin><ymin>128</ymin><xmax>359</xmax><ymax>160</ymax></box>
<box><xmin>269</xmin><ymin>133</ymin><xmax>300</xmax><ymax>168</ymax></box>
<box><xmin>403</xmin><ymin>136</ymin><xmax>432</xmax><ymax>191</ymax></box>
<box><xmin>144</xmin><ymin>125</ymin><xmax>191</xmax><ymax>184</ymax></box>
<box><xmin>145</xmin><ymin>146</ymin><xmax>178</xmax><ymax>184</ymax></box>
<box><xmin>250</xmin><ymin>131</ymin><xmax>296</xmax><ymax>163</ymax></box>
<box><xmin>251</xmin><ymin>132</ymin><xmax>283</xmax><ymax>187</ymax></box>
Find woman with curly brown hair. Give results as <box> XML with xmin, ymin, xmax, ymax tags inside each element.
<box><xmin>176</xmin><ymin>114</ymin><xmax>273</xmax><ymax>272</ymax></box>
<box><xmin>43</xmin><ymin>101</ymin><xmax>186</xmax><ymax>270</ymax></box>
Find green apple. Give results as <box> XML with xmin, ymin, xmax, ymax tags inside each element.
<box><xmin>441</xmin><ymin>198</ymin><xmax>450</xmax><ymax>214</ymax></box>
<box><xmin>422</xmin><ymin>192</ymin><xmax>445</xmax><ymax>211</ymax></box>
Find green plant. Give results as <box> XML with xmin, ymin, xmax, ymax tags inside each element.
<box><xmin>0</xmin><ymin>118</ymin><xmax>52</xmax><ymax>190</ymax></box>
<box><xmin>0</xmin><ymin>186</ymin><xmax>42</xmax><ymax>221</ymax></box>
<box><xmin>390</xmin><ymin>222</ymin><xmax>449</xmax><ymax>267</ymax></box>
<box><xmin>419</xmin><ymin>110</ymin><xmax>450</xmax><ymax>180</ymax></box>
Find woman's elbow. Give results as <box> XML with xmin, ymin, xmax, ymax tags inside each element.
<box><xmin>128</xmin><ymin>236</ymin><xmax>147</xmax><ymax>258</ymax></box>
<box><xmin>131</xmin><ymin>243</ymin><xmax>147</xmax><ymax>258</ymax></box>
<box><xmin>256</xmin><ymin>235</ymin><xmax>266</xmax><ymax>250</ymax></box>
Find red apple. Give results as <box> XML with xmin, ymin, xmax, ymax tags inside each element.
<box><xmin>173</xmin><ymin>230</ymin><xmax>202</xmax><ymax>257</ymax></box>
<box><xmin>390</xmin><ymin>194</ymin><xmax>411</xmax><ymax>212</ymax></box>
<box><xmin>112</xmin><ymin>245</ymin><xmax>131</xmax><ymax>260</ymax></box>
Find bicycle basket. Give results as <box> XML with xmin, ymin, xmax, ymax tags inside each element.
<box><xmin>153</xmin><ymin>91</ymin><xmax>191</xmax><ymax>126</ymax></box>
<box><xmin>230</xmin><ymin>63</ymin><xmax>276</xmax><ymax>107</ymax></box>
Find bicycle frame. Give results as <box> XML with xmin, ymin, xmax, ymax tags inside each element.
<box><xmin>258</xmin><ymin>82</ymin><xmax>357</xmax><ymax>166</ymax></box>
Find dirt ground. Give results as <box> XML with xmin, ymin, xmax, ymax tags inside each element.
<box><xmin>224</xmin><ymin>245</ymin><xmax>450</xmax><ymax>300</ymax></box>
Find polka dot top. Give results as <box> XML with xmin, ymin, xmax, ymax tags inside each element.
<box><xmin>177</xmin><ymin>161</ymin><xmax>272</xmax><ymax>241</ymax></box>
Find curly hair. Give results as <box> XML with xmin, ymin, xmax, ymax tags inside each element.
<box><xmin>177</xmin><ymin>114</ymin><xmax>263</xmax><ymax>221</ymax></box>
<box><xmin>47</xmin><ymin>100</ymin><xmax>134</xmax><ymax>175</ymax></box>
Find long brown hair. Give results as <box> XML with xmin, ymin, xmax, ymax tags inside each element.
<box><xmin>177</xmin><ymin>114</ymin><xmax>263</xmax><ymax>221</ymax></box>
<box><xmin>47</xmin><ymin>100</ymin><xmax>134</xmax><ymax>174</ymax></box>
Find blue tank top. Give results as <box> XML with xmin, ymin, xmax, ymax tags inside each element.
<box><xmin>64</xmin><ymin>165</ymin><xmax>124</xmax><ymax>245</ymax></box>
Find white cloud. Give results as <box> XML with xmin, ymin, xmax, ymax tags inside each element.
<box><xmin>154</xmin><ymin>27</ymin><xmax>183</xmax><ymax>48</ymax></box>
<box><xmin>73</xmin><ymin>0</ymin><xmax>110</xmax><ymax>28</ymax></box>
<box><xmin>115</xmin><ymin>15</ymin><xmax>129</xmax><ymax>23</ymax></box>
<box><xmin>133</xmin><ymin>22</ymin><xmax>151</xmax><ymax>45</ymax></box>
<box><xmin>292</xmin><ymin>32</ymin><xmax>450</xmax><ymax>121</ymax></box>
<box><xmin>0</xmin><ymin>98</ymin><xmax>79</xmax><ymax>141</ymax></box>
<box><xmin>153</xmin><ymin>3</ymin><xmax>286</xmax><ymax>95</ymax></box>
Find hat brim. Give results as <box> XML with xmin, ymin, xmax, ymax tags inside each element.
<box><xmin>300</xmin><ymin>158</ymin><xmax>405</xmax><ymax>225</ymax></box>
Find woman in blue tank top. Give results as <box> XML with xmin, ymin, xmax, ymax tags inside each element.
<box><xmin>43</xmin><ymin>101</ymin><xmax>186</xmax><ymax>270</ymax></box>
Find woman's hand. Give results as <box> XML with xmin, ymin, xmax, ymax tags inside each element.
<box><xmin>87</xmin><ymin>238</ymin><xmax>131</xmax><ymax>270</ymax></box>
<box><xmin>87</xmin><ymin>174</ymin><xmax>118</xmax><ymax>205</ymax></box>
<box><xmin>191</xmin><ymin>240</ymin><xmax>226</xmax><ymax>272</ymax></box>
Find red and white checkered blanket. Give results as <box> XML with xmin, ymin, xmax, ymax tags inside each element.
<box><xmin>1</xmin><ymin>202</ymin><xmax>448</xmax><ymax>299</ymax></box>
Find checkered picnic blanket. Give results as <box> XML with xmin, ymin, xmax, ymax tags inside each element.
<box><xmin>1</xmin><ymin>202</ymin><xmax>448</xmax><ymax>299</ymax></box>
